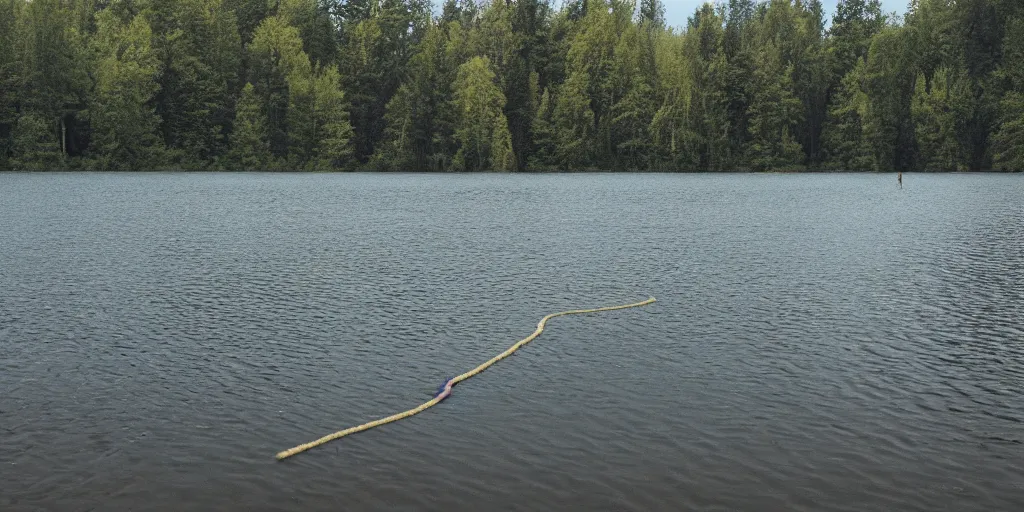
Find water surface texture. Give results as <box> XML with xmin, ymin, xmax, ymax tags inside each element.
<box><xmin>2</xmin><ymin>173</ymin><xmax>1022</xmax><ymax>511</ymax></box>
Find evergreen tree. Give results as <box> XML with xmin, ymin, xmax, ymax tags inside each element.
<box><xmin>306</xmin><ymin>65</ymin><xmax>355</xmax><ymax>170</ymax></box>
<box><xmin>491</xmin><ymin>111</ymin><xmax>516</xmax><ymax>171</ymax></box>
<box><xmin>224</xmin><ymin>0</ymin><xmax>270</xmax><ymax>44</ymax></box>
<box><xmin>228</xmin><ymin>82</ymin><xmax>272</xmax><ymax>170</ymax></box>
<box><xmin>992</xmin><ymin>16</ymin><xmax>1024</xmax><ymax>170</ymax></box>
<box><xmin>564</xmin><ymin>0</ymin><xmax>620</xmax><ymax>164</ymax></box>
<box><xmin>745</xmin><ymin>43</ymin><xmax>804</xmax><ymax>171</ymax></box>
<box><xmin>792</xmin><ymin>0</ymin><xmax>829</xmax><ymax>166</ymax></box>
<box><xmin>912</xmin><ymin>69</ymin><xmax>967</xmax><ymax>170</ymax></box>
<box><xmin>148</xmin><ymin>0</ymin><xmax>242</xmax><ymax>169</ymax></box>
<box><xmin>452</xmin><ymin>56</ymin><xmax>511</xmax><ymax>171</ymax></box>
<box><xmin>529</xmin><ymin>87</ymin><xmax>557</xmax><ymax>170</ymax></box>
<box><xmin>16</xmin><ymin>0</ymin><xmax>90</xmax><ymax>161</ymax></box>
<box><xmin>0</xmin><ymin>0</ymin><xmax>19</xmax><ymax>169</ymax></box>
<box><xmin>10</xmin><ymin>111</ymin><xmax>64</xmax><ymax>170</ymax></box>
<box><xmin>373</xmin><ymin>22</ymin><xmax>457</xmax><ymax>171</ymax></box>
<box><xmin>684</xmin><ymin>4</ymin><xmax>731</xmax><ymax>170</ymax></box>
<box><xmin>248</xmin><ymin>16</ymin><xmax>296</xmax><ymax>160</ymax></box>
<box><xmin>248</xmin><ymin>12</ymin><xmax>354</xmax><ymax>170</ymax></box>
<box><xmin>278</xmin><ymin>0</ymin><xmax>337</xmax><ymax>66</ymax></box>
<box><xmin>374</xmin><ymin>83</ymin><xmax>418</xmax><ymax>171</ymax></box>
<box><xmin>723</xmin><ymin>0</ymin><xmax>756</xmax><ymax>167</ymax></box>
<box><xmin>821</xmin><ymin>59</ymin><xmax>874</xmax><ymax>170</ymax></box>
<box><xmin>2</xmin><ymin>0</ymin><xmax>1021</xmax><ymax>172</ymax></box>
<box><xmin>992</xmin><ymin>92</ymin><xmax>1024</xmax><ymax>170</ymax></box>
<box><xmin>338</xmin><ymin>0</ymin><xmax>430</xmax><ymax>165</ymax></box>
<box><xmin>89</xmin><ymin>10</ymin><xmax>165</xmax><ymax>170</ymax></box>
<box><xmin>552</xmin><ymin>70</ymin><xmax>595</xmax><ymax>169</ymax></box>
<box><xmin>829</xmin><ymin>0</ymin><xmax>886</xmax><ymax>80</ymax></box>
<box><xmin>610</xmin><ymin>24</ymin><xmax>656</xmax><ymax>169</ymax></box>
<box><xmin>861</xmin><ymin>27</ymin><xmax>917</xmax><ymax>171</ymax></box>
<box><xmin>649</xmin><ymin>30</ymin><xmax>690</xmax><ymax>169</ymax></box>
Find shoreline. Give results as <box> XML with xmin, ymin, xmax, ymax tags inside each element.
<box><xmin>1</xmin><ymin>169</ymin><xmax>1020</xmax><ymax>174</ymax></box>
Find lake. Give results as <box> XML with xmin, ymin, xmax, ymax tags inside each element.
<box><xmin>1</xmin><ymin>173</ymin><xmax>1022</xmax><ymax>511</ymax></box>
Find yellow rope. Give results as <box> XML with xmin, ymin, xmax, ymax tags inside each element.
<box><xmin>275</xmin><ymin>297</ymin><xmax>656</xmax><ymax>460</ymax></box>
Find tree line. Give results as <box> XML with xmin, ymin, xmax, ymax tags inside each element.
<box><xmin>0</xmin><ymin>0</ymin><xmax>1022</xmax><ymax>172</ymax></box>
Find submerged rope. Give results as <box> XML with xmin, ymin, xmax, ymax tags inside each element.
<box><xmin>275</xmin><ymin>297</ymin><xmax>656</xmax><ymax>460</ymax></box>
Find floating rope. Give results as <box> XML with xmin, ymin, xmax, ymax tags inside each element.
<box><xmin>275</xmin><ymin>297</ymin><xmax>656</xmax><ymax>460</ymax></box>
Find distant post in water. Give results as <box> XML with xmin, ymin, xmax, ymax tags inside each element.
<box><xmin>898</xmin><ymin>172</ymin><xmax>902</xmax><ymax>189</ymax></box>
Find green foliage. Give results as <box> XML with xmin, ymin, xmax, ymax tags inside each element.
<box><xmin>789</xmin><ymin>0</ymin><xmax>829</xmax><ymax>166</ymax></box>
<box><xmin>992</xmin><ymin>92</ymin><xmax>1024</xmax><ymax>170</ymax></box>
<box><xmin>861</xmin><ymin>27</ymin><xmax>917</xmax><ymax>172</ymax></box>
<box><xmin>821</xmin><ymin>59</ymin><xmax>874</xmax><ymax>170</ymax></box>
<box><xmin>338</xmin><ymin>0</ymin><xmax>429</xmax><ymax>165</ymax></box>
<box><xmin>610</xmin><ymin>24</ymin><xmax>657</xmax><ymax>169</ymax></box>
<box><xmin>564</xmin><ymin>0</ymin><xmax>621</xmax><ymax>164</ymax></box>
<box><xmin>2</xmin><ymin>0</ymin><xmax>1020</xmax><ymax>171</ymax></box>
<box><xmin>10</xmin><ymin>111</ymin><xmax>63</xmax><ymax>170</ymax></box>
<box><xmin>278</xmin><ymin>0</ymin><xmax>337</xmax><ymax>66</ymax></box>
<box><xmin>149</xmin><ymin>0</ymin><xmax>242</xmax><ymax>169</ymax></box>
<box><xmin>491</xmin><ymin>110</ymin><xmax>516</xmax><ymax>171</ymax></box>
<box><xmin>0</xmin><ymin>0</ymin><xmax>19</xmax><ymax>169</ymax></box>
<box><xmin>372</xmin><ymin>22</ymin><xmax>458</xmax><ymax>171</ymax></box>
<box><xmin>223</xmin><ymin>0</ymin><xmax>269</xmax><ymax>43</ymax></box>
<box><xmin>683</xmin><ymin>4</ymin><xmax>731</xmax><ymax>170</ymax></box>
<box><xmin>228</xmin><ymin>82</ymin><xmax>272</xmax><ymax>170</ymax></box>
<box><xmin>89</xmin><ymin>10</ymin><xmax>165</xmax><ymax>170</ymax></box>
<box><xmin>452</xmin><ymin>56</ymin><xmax>512</xmax><ymax>171</ymax></box>
<box><xmin>303</xmin><ymin>65</ymin><xmax>355</xmax><ymax>170</ymax></box>
<box><xmin>15</xmin><ymin>0</ymin><xmax>91</xmax><ymax>162</ymax></box>
<box><xmin>552</xmin><ymin>70</ymin><xmax>594</xmax><ymax>169</ymax></box>
<box><xmin>828</xmin><ymin>0</ymin><xmax>886</xmax><ymax>79</ymax></box>
<box><xmin>745</xmin><ymin>43</ymin><xmax>804</xmax><ymax>171</ymax></box>
<box><xmin>992</xmin><ymin>16</ymin><xmax>1024</xmax><ymax>170</ymax></box>
<box><xmin>912</xmin><ymin>70</ymin><xmax>968</xmax><ymax>171</ymax></box>
<box><xmin>248</xmin><ymin>14</ymin><xmax>353</xmax><ymax>170</ymax></box>
<box><xmin>529</xmin><ymin>87</ymin><xmax>557</xmax><ymax>170</ymax></box>
<box><xmin>649</xmin><ymin>30</ymin><xmax>689</xmax><ymax>169</ymax></box>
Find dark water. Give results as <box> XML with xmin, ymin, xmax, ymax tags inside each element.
<box><xmin>1</xmin><ymin>173</ymin><xmax>1022</xmax><ymax>511</ymax></box>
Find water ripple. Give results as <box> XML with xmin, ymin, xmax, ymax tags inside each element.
<box><xmin>1</xmin><ymin>173</ymin><xmax>1022</xmax><ymax>511</ymax></box>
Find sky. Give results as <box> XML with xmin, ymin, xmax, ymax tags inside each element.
<box><xmin>660</xmin><ymin>0</ymin><xmax>910</xmax><ymax>29</ymax></box>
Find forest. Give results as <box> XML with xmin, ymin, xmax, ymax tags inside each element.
<box><xmin>0</xmin><ymin>0</ymin><xmax>1022</xmax><ymax>172</ymax></box>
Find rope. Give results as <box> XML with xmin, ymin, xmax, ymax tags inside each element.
<box><xmin>275</xmin><ymin>297</ymin><xmax>656</xmax><ymax>460</ymax></box>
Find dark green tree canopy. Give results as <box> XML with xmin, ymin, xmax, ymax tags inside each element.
<box><xmin>0</xmin><ymin>0</ymin><xmax>1018</xmax><ymax>171</ymax></box>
